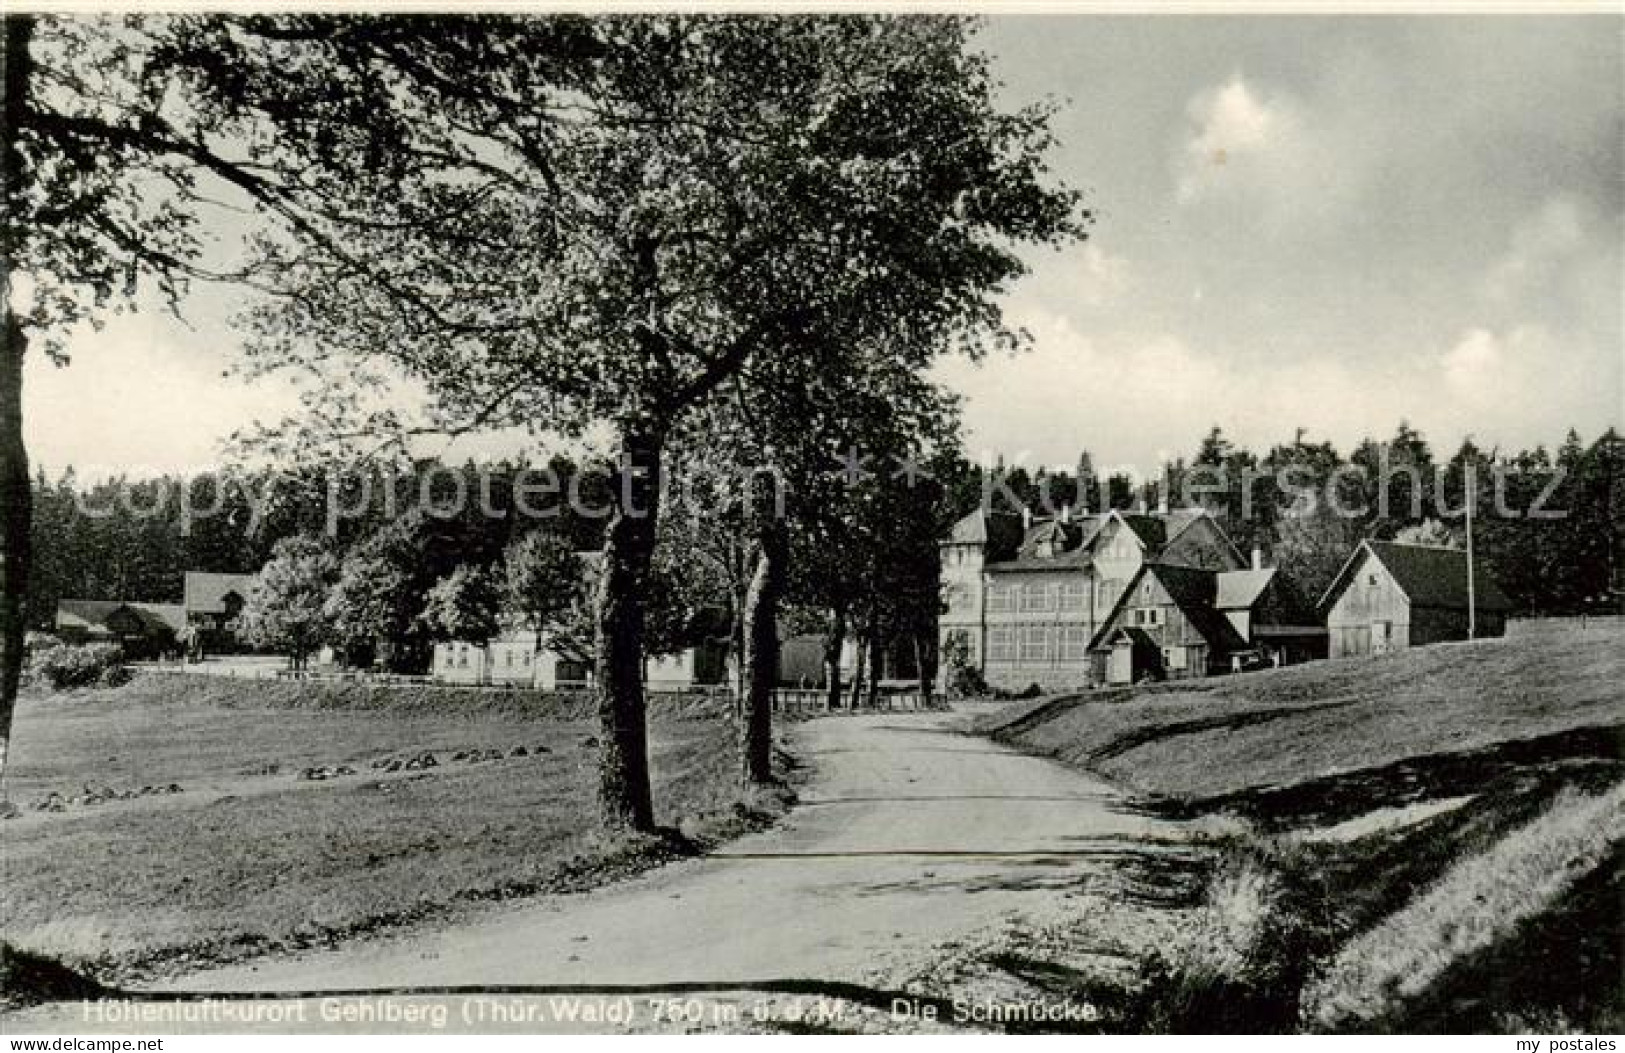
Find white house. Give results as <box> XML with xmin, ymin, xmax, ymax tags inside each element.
<box><xmin>431</xmin><ymin>627</ymin><xmax>727</xmax><ymax>690</ymax></box>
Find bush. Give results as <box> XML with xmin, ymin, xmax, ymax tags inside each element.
<box><xmin>1127</xmin><ymin>846</ymin><xmax>1326</xmax><ymax>1033</ymax></box>
<box><xmin>27</xmin><ymin>643</ymin><xmax>128</xmax><ymax>691</ymax></box>
<box><xmin>941</xmin><ymin>631</ymin><xmax>989</xmax><ymax>698</ymax></box>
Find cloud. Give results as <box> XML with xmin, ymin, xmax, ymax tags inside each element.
<box><xmin>1172</xmin><ymin>72</ymin><xmax>1381</xmax><ymax>239</ymax></box>
<box><xmin>1482</xmin><ymin>195</ymin><xmax>1588</xmax><ymax>304</ymax></box>
<box><xmin>1441</xmin><ymin>327</ymin><xmax>1502</xmax><ymax>391</ymax></box>
<box><xmin>1177</xmin><ymin>76</ymin><xmax>1282</xmax><ymax>201</ymax></box>
<box><xmin>1432</xmin><ymin>322</ymin><xmax>1623</xmax><ymax>455</ymax></box>
<box><xmin>1175</xmin><ymin>75</ymin><xmax>1302</xmax><ymax>205</ymax></box>
<box><xmin>1069</xmin><ymin>242</ymin><xmax>1133</xmax><ymax>306</ymax></box>
<box><xmin>933</xmin><ymin>306</ymin><xmax>1372</xmax><ymax>473</ymax></box>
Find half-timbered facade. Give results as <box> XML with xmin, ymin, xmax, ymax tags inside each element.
<box><xmin>940</xmin><ymin>505</ymin><xmax>1254</xmax><ymax>691</ymax></box>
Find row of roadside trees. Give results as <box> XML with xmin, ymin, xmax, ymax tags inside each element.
<box><xmin>0</xmin><ymin>14</ymin><xmax>1082</xmax><ymax>829</ymax></box>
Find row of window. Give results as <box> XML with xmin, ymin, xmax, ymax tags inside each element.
<box><xmin>442</xmin><ymin>644</ymin><xmax>534</xmax><ymax>670</ymax></box>
<box><xmin>987</xmin><ymin>625</ymin><xmax>1092</xmax><ymax>663</ymax></box>
<box><xmin>986</xmin><ymin>579</ymin><xmax>1126</xmax><ymax>613</ymax></box>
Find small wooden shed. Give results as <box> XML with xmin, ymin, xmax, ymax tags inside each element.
<box><xmin>1320</xmin><ymin>540</ymin><xmax>1514</xmax><ymax>659</ymax></box>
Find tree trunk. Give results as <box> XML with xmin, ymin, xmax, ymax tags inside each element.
<box><xmin>847</xmin><ymin>627</ymin><xmax>867</xmax><ymax>709</ymax></box>
<box><xmin>1</xmin><ymin>14</ymin><xmax>36</xmax><ymax>786</ymax></box>
<box><xmin>865</xmin><ymin>622</ymin><xmax>882</xmax><ymax>707</ymax></box>
<box><xmin>0</xmin><ymin>313</ymin><xmax>28</xmax><ymax>782</ymax></box>
<box><xmin>913</xmin><ymin>633</ymin><xmax>931</xmax><ymax>709</ymax></box>
<box><xmin>822</xmin><ymin>602</ymin><xmax>846</xmax><ymax>711</ymax></box>
<box><xmin>739</xmin><ymin>489</ymin><xmax>784</xmax><ymax>786</ymax></box>
<box><xmin>593</xmin><ymin>424</ymin><xmax>661</xmax><ymax>833</ymax></box>
<box><xmin>739</xmin><ymin>470</ymin><xmax>785</xmax><ymax>785</ymax></box>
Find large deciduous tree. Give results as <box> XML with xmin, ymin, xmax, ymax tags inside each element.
<box><xmin>0</xmin><ymin>12</ymin><xmax>576</xmax><ymax>779</ymax></box>
<box><xmin>237</xmin><ymin>535</ymin><xmax>337</xmax><ymax>671</ymax></box>
<box><xmin>232</xmin><ymin>15</ymin><xmax>1080</xmax><ymax>831</ymax></box>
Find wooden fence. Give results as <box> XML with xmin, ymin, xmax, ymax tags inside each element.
<box><xmin>770</xmin><ymin>687</ymin><xmax>946</xmax><ymax>712</ymax></box>
<box><xmin>1505</xmin><ymin>614</ymin><xmax>1625</xmax><ymax>641</ymax></box>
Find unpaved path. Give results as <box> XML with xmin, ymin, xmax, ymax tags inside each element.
<box><xmin>11</xmin><ymin>709</ymin><xmax>1192</xmax><ymax>1034</ymax></box>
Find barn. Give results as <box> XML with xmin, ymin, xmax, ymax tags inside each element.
<box><xmin>1320</xmin><ymin>540</ymin><xmax>1514</xmax><ymax>658</ymax></box>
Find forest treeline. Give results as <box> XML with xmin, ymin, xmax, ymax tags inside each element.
<box><xmin>30</xmin><ymin>422</ymin><xmax>1624</xmax><ymax>657</ymax></box>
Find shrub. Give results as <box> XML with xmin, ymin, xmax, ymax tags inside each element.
<box><xmin>1127</xmin><ymin>846</ymin><xmax>1326</xmax><ymax>1033</ymax></box>
<box><xmin>941</xmin><ymin>631</ymin><xmax>989</xmax><ymax>698</ymax></box>
<box><xmin>27</xmin><ymin>643</ymin><xmax>127</xmax><ymax>692</ymax></box>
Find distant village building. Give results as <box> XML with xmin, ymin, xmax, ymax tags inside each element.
<box><xmin>431</xmin><ymin>625</ymin><xmax>593</xmax><ymax>688</ymax></box>
<box><xmin>1320</xmin><ymin>540</ymin><xmax>1514</xmax><ymax>658</ymax></box>
<box><xmin>1088</xmin><ymin>560</ymin><xmax>1324</xmax><ymax>685</ymax></box>
<box><xmin>430</xmin><ymin>627</ymin><xmax>728</xmax><ymax>690</ymax></box>
<box><xmin>54</xmin><ymin>568</ymin><xmax>255</xmax><ymax>660</ymax></box>
<box><xmin>182</xmin><ymin>571</ymin><xmax>255</xmax><ymax>654</ymax></box>
<box><xmin>54</xmin><ymin>599</ymin><xmax>186</xmax><ymax>659</ymax></box>
<box><xmin>940</xmin><ymin>505</ymin><xmax>1323</xmax><ymax>691</ymax></box>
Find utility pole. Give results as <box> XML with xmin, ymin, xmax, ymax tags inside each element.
<box><xmin>1465</xmin><ymin>463</ymin><xmax>1476</xmax><ymax>640</ymax></box>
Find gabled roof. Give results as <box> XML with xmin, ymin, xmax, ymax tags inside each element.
<box><xmin>56</xmin><ymin>599</ymin><xmax>125</xmax><ymax>630</ymax></box>
<box><xmin>1100</xmin><ymin>626</ymin><xmax>1158</xmax><ymax>649</ymax></box>
<box><xmin>1149</xmin><ymin>563</ymin><xmax>1250</xmax><ymax>653</ymax></box>
<box><xmin>1216</xmin><ymin>568</ymin><xmax>1276</xmax><ymax>609</ymax></box>
<box><xmin>1015</xmin><ymin>517</ymin><xmax>1085</xmax><ymax>559</ymax></box>
<box><xmin>943</xmin><ymin>509</ymin><xmax>1025</xmax><ymax>562</ymax></box>
<box><xmin>183</xmin><ymin>571</ymin><xmax>256</xmax><ymax>615</ymax></box>
<box><xmin>1088</xmin><ymin>508</ymin><xmax>1233</xmax><ymax>561</ymax></box>
<box><xmin>956</xmin><ymin>506</ymin><xmax>1245</xmax><ymax>573</ymax></box>
<box><xmin>1087</xmin><ymin>562</ymin><xmax>1248</xmax><ymax>654</ymax></box>
<box><xmin>56</xmin><ymin>599</ymin><xmax>186</xmax><ymax>636</ymax></box>
<box><xmin>1112</xmin><ymin>513</ymin><xmax>1168</xmax><ymax>551</ymax></box>
<box><xmin>1319</xmin><ymin>540</ymin><xmax>1515</xmax><ymax>613</ymax></box>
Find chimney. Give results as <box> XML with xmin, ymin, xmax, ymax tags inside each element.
<box><xmin>1060</xmin><ymin>502</ymin><xmax>1072</xmax><ymax>524</ymax></box>
<box><xmin>1252</xmin><ymin>546</ymin><xmax>1263</xmax><ymax>571</ymax></box>
<box><xmin>1156</xmin><ymin>495</ymin><xmax>1169</xmax><ymax>514</ymax></box>
<box><xmin>1022</xmin><ymin>506</ymin><xmax>1032</xmax><ymax>530</ymax></box>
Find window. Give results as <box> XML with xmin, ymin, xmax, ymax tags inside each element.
<box><xmin>1060</xmin><ymin>625</ymin><xmax>1090</xmax><ymax>662</ymax></box>
<box><xmin>1061</xmin><ymin>580</ymin><xmax>1088</xmax><ymax>611</ymax></box>
<box><xmin>988</xmin><ymin>582</ymin><xmax>1014</xmax><ymax>613</ymax></box>
<box><xmin>1097</xmin><ymin>578</ymin><xmax>1123</xmax><ymax>608</ymax></box>
<box><xmin>1164</xmin><ymin>646</ymin><xmax>1188</xmax><ymax>670</ymax></box>
<box><xmin>1134</xmin><ymin>608</ymin><xmax>1162</xmax><ymax>627</ymax></box>
<box><xmin>988</xmin><ymin>627</ymin><xmax>1016</xmax><ymax>662</ymax></box>
<box><xmin>1142</xmin><ymin>580</ymin><xmax>1156</xmax><ymax>601</ymax></box>
<box><xmin>1020</xmin><ymin>625</ymin><xmax>1052</xmax><ymax>662</ymax></box>
<box><xmin>1020</xmin><ymin>582</ymin><xmax>1057</xmax><ymax>613</ymax></box>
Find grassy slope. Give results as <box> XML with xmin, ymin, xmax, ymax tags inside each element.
<box><xmin>986</xmin><ymin>634</ymin><xmax>1623</xmax><ymax>811</ymax></box>
<box><xmin>1</xmin><ymin>676</ymin><xmax>782</xmax><ymax>992</ymax></box>
<box><xmin>979</xmin><ymin>633</ymin><xmax>1625</xmax><ymax>1033</ymax></box>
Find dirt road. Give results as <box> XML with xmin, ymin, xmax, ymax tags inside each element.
<box><xmin>13</xmin><ymin>709</ymin><xmax>1191</xmax><ymax>1034</ymax></box>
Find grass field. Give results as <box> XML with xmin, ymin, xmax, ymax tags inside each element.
<box><xmin>1</xmin><ymin>675</ymin><xmax>783</xmax><ymax>998</ymax></box>
<box><xmin>977</xmin><ymin>632</ymin><xmax>1625</xmax><ymax>1033</ymax></box>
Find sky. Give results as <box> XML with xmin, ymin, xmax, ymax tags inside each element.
<box><xmin>22</xmin><ymin>14</ymin><xmax>1625</xmax><ymax>480</ymax></box>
